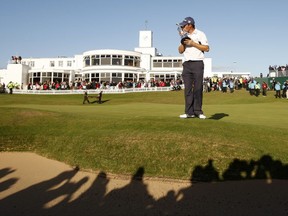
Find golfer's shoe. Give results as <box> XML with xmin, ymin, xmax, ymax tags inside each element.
<box><xmin>179</xmin><ymin>114</ymin><xmax>195</xmax><ymax>119</ymax></box>
<box><xmin>198</xmin><ymin>114</ymin><xmax>206</xmax><ymax>119</ymax></box>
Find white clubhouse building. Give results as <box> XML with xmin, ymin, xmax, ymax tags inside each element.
<box><xmin>0</xmin><ymin>30</ymin><xmax>215</xmax><ymax>87</ymax></box>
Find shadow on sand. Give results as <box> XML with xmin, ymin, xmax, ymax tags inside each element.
<box><xmin>1</xmin><ymin>155</ymin><xmax>288</xmax><ymax>216</ymax></box>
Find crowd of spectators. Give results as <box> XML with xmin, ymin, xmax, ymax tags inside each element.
<box><xmin>11</xmin><ymin>56</ymin><xmax>22</xmax><ymax>64</ymax></box>
<box><xmin>25</xmin><ymin>79</ymin><xmax>183</xmax><ymax>91</ymax></box>
<box><xmin>203</xmin><ymin>76</ymin><xmax>288</xmax><ymax>99</ymax></box>
<box><xmin>269</xmin><ymin>65</ymin><xmax>288</xmax><ymax>77</ymax></box>
<box><xmin>26</xmin><ymin>77</ymin><xmax>251</xmax><ymax>92</ymax></box>
<box><xmin>203</xmin><ymin>76</ymin><xmax>248</xmax><ymax>93</ymax></box>
<box><xmin>2</xmin><ymin>76</ymin><xmax>287</xmax><ymax>99</ymax></box>
<box><xmin>269</xmin><ymin>64</ymin><xmax>288</xmax><ymax>71</ymax></box>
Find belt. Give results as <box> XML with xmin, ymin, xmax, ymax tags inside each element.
<box><xmin>186</xmin><ymin>60</ymin><xmax>203</xmax><ymax>62</ymax></box>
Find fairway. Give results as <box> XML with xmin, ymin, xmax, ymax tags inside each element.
<box><xmin>0</xmin><ymin>90</ymin><xmax>287</xmax><ymax>180</ymax></box>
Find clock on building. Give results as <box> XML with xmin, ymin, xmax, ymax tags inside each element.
<box><xmin>139</xmin><ymin>31</ymin><xmax>152</xmax><ymax>47</ymax></box>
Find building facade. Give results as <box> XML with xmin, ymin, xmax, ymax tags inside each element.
<box><xmin>0</xmin><ymin>30</ymin><xmax>212</xmax><ymax>87</ymax></box>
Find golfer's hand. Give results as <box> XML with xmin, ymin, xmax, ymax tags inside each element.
<box><xmin>184</xmin><ymin>39</ymin><xmax>194</xmax><ymax>47</ymax></box>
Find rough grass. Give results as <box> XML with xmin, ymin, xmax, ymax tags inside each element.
<box><xmin>0</xmin><ymin>89</ymin><xmax>287</xmax><ymax>180</ymax></box>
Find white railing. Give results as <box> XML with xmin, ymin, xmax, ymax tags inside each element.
<box><xmin>12</xmin><ymin>86</ymin><xmax>179</xmax><ymax>95</ymax></box>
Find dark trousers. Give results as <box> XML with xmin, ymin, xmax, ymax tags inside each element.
<box><xmin>275</xmin><ymin>90</ymin><xmax>281</xmax><ymax>98</ymax></box>
<box><xmin>182</xmin><ymin>61</ymin><xmax>204</xmax><ymax>116</ymax></box>
<box><xmin>255</xmin><ymin>89</ymin><xmax>260</xmax><ymax>97</ymax></box>
<box><xmin>83</xmin><ymin>96</ymin><xmax>90</xmax><ymax>104</ymax></box>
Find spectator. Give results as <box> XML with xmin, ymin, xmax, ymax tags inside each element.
<box><xmin>2</xmin><ymin>83</ymin><xmax>5</xmax><ymax>93</ymax></box>
<box><xmin>222</xmin><ymin>78</ymin><xmax>228</xmax><ymax>93</ymax></box>
<box><xmin>282</xmin><ymin>80</ymin><xmax>288</xmax><ymax>99</ymax></box>
<box><xmin>248</xmin><ymin>79</ymin><xmax>256</xmax><ymax>96</ymax></box>
<box><xmin>7</xmin><ymin>81</ymin><xmax>13</xmax><ymax>94</ymax></box>
<box><xmin>261</xmin><ymin>81</ymin><xmax>268</xmax><ymax>97</ymax></box>
<box><xmin>83</xmin><ymin>91</ymin><xmax>90</xmax><ymax>104</ymax></box>
<box><xmin>274</xmin><ymin>82</ymin><xmax>281</xmax><ymax>98</ymax></box>
<box><xmin>255</xmin><ymin>82</ymin><xmax>260</xmax><ymax>97</ymax></box>
<box><xmin>229</xmin><ymin>78</ymin><xmax>234</xmax><ymax>93</ymax></box>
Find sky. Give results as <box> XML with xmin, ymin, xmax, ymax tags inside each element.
<box><xmin>0</xmin><ymin>0</ymin><xmax>287</xmax><ymax>77</ymax></box>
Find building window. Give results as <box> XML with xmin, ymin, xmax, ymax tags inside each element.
<box><xmin>124</xmin><ymin>55</ymin><xmax>134</xmax><ymax>66</ymax></box>
<box><xmin>100</xmin><ymin>55</ymin><xmax>111</xmax><ymax>65</ymax></box>
<box><xmin>163</xmin><ymin>59</ymin><xmax>172</xmax><ymax>67</ymax></box>
<box><xmin>112</xmin><ymin>55</ymin><xmax>122</xmax><ymax>65</ymax></box>
<box><xmin>29</xmin><ymin>61</ymin><xmax>35</xmax><ymax>67</ymax></box>
<box><xmin>111</xmin><ymin>73</ymin><xmax>122</xmax><ymax>78</ymax></box>
<box><xmin>84</xmin><ymin>56</ymin><xmax>90</xmax><ymax>67</ymax></box>
<box><xmin>58</xmin><ymin>61</ymin><xmax>63</xmax><ymax>67</ymax></box>
<box><xmin>139</xmin><ymin>74</ymin><xmax>146</xmax><ymax>79</ymax></box>
<box><xmin>134</xmin><ymin>57</ymin><xmax>140</xmax><ymax>67</ymax></box>
<box><xmin>67</xmin><ymin>61</ymin><xmax>72</xmax><ymax>67</ymax></box>
<box><xmin>33</xmin><ymin>72</ymin><xmax>41</xmax><ymax>77</ymax></box>
<box><xmin>100</xmin><ymin>73</ymin><xmax>111</xmax><ymax>78</ymax></box>
<box><xmin>90</xmin><ymin>73</ymin><xmax>99</xmax><ymax>78</ymax></box>
<box><xmin>52</xmin><ymin>72</ymin><xmax>62</xmax><ymax>78</ymax></box>
<box><xmin>124</xmin><ymin>73</ymin><xmax>134</xmax><ymax>78</ymax></box>
<box><xmin>153</xmin><ymin>59</ymin><xmax>162</xmax><ymax>67</ymax></box>
<box><xmin>91</xmin><ymin>55</ymin><xmax>100</xmax><ymax>65</ymax></box>
<box><xmin>173</xmin><ymin>59</ymin><xmax>182</xmax><ymax>67</ymax></box>
<box><xmin>50</xmin><ymin>61</ymin><xmax>55</xmax><ymax>67</ymax></box>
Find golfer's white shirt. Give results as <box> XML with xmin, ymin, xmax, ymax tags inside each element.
<box><xmin>183</xmin><ymin>29</ymin><xmax>209</xmax><ymax>61</ymax></box>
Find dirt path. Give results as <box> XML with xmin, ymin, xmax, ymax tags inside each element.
<box><xmin>1</xmin><ymin>152</ymin><xmax>287</xmax><ymax>216</ymax></box>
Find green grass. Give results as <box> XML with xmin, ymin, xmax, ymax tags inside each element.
<box><xmin>0</xmin><ymin>90</ymin><xmax>287</xmax><ymax>180</ymax></box>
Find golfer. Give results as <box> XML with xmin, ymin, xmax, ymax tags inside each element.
<box><xmin>178</xmin><ymin>17</ymin><xmax>210</xmax><ymax>119</ymax></box>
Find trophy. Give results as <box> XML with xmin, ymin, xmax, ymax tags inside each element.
<box><xmin>176</xmin><ymin>23</ymin><xmax>190</xmax><ymax>45</ymax></box>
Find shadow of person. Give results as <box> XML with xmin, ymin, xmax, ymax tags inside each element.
<box><xmin>61</xmin><ymin>171</ymin><xmax>109</xmax><ymax>215</ymax></box>
<box><xmin>254</xmin><ymin>154</ymin><xmax>288</xmax><ymax>180</ymax></box>
<box><xmin>191</xmin><ymin>159</ymin><xmax>220</xmax><ymax>182</ymax></box>
<box><xmin>44</xmin><ymin>176</ymin><xmax>89</xmax><ymax>215</ymax></box>
<box><xmin>222</xmin><ymin>158</ymin><xmax>255</xmax><ymax>180</ymax></box>
<box><xmin>98</xmin><ymin>167</ymin><xmax>156</xmax><ymax>216</ymax></box>
<box><xmin>0</xmin><ymin>177</ymin><xmax>19</xmax><ymax>193</ymax></box>
<box><xmin>208</xmin><ymin>113</ymin><xmax>229</xmax><ymax>120</ymax></box>
<box><xmin>151</xmin><ymin>190</ymin><xmax>178</xmax><ymax>215</ymax></box>
<box><xmin>223</xmin><ymin>155</ymin><xmax>288</xmax><ymax>182</ymax></box>
<box><xmin>0</xmin><ymin>169</ymin><xmax>85</xmax><ymax>216</ymax></box>
<box><xmin>0</xmin><ymin>167</ymin><xmax>16</xmax><ymax>178</ymax></box>
<box><xmin>174</xmin><ymin>156</ymin><xmax>288</xmax><ymax>216</ymax></box>
<box><xmin>0</xmin><ymin>168</ymin><xmax>18</xmax><ymax>193</ymax></box>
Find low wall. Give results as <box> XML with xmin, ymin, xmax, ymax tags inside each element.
<box><xmin>12</xmin><ymin>86</ymin><xmax>179</xmax><ymax>95</ymax></box>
